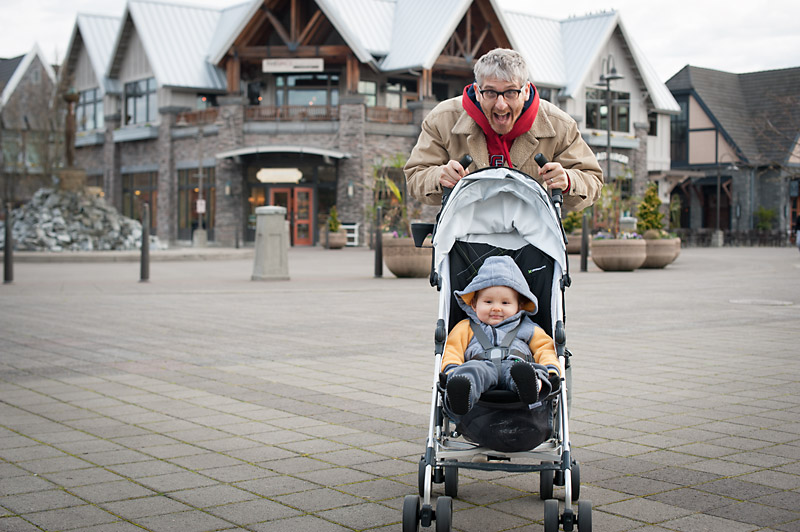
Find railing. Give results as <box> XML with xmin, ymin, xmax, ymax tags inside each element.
<box><xmin>176</xmin><ymin>108</ymin><xmax>219</xmax><ymax>126</ymax></box>
<box><xmin>365</xmin><ymin>107</ymin><xmax>413</xmax><ymax>124</ymax></box>
<box><xmin>245</xmin><ymin>105</ymin><xmax>339</xmax><ymax>121</ymax></box>
<box><xmin>673</xmin><ymin>228</ymin><xmax>790</xmax><ymax>247</ymax></box>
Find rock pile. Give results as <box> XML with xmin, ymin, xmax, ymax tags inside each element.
<box><xmin>1</xmin><ymin>188</ymin><xmax>158</xmax><ymax>252</ymax></box>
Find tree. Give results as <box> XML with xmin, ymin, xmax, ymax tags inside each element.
<box><xmin>636</xmin><ymin>182</ymin><xmax>664</xmax><ymax>232</ymax></box>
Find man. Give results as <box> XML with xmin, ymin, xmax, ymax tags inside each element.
<box><xmin>404</xmin><ymin>48</ymin><xmax>603</xmax><ymax>212</ymax></box>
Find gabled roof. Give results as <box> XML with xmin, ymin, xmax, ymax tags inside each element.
<box><xmin>378</xmin><ymin>0</ymin><xmax>471</xmax><ymax>72</ymax></box>
<box><xmin>0</xmin><ymin>55</ymin><xmax>25</xmax><ymax>93</ymax></box>
<box><xmin>107</xmin><ymin>0</ymin><xmax>229</xmax><ymax>91</ymax></box>
<box><xmin>63</xmin><ymin>14</ymin><xmax>121</xmax><ymax>95</ymax></box>
<box><xmin>667</xmin><ymin>65</ymin><xmax>800</xmax><ymax>165</ymax></box>
<box><xmin>0</xmin><ymin>44</ymin><xmax>56</xmax><ymax>108</ymax></box>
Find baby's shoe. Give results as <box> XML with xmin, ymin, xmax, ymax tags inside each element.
<box><xmin>446</xmin><ymin>375</ymin><xmax>472</xmax><ymax>415</ymax></box>
<box><xmin>510</xmin><ymin>363</ymin><xmax>539</xmax><ymax>404</ymax></box>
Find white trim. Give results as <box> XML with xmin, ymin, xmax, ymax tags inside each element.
<box><xmin>215</xmin><ymin>145</ymin><xmax>351</xmax><ymax>160</ymax></box>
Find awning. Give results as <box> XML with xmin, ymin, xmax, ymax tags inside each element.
<box><xmin>215</xmin><ymin>145</ymin><xmax>351</xmax><ymax>160</ymax></box>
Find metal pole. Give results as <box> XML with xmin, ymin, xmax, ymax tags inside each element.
<box><xmin>716</xmin><ymin>165</ymin><xmax>721</xmax><ymax>232</ymax></box>
<box><xmin>580</xmin><ymin>211</ymin><xmax>589</xmax><ymax>272</ymax></box>
<box><xmin>4</xmin><ymin>202</ymin><xmax>12</xmax><ymax>284</ymax></box>
<box><xmin>140</xmin><ymin>203</ymin><xmax>150</xmax><ymax>282</ymax></box>
<box><xmin>606</xmin><ymin>77</ymin><xmax>612</xmax><ymax>184</ymax></box>
<box><xmin>374</xmin><ymin>205</ymin><xmax>383</xmax><ymax>278</ymax></box>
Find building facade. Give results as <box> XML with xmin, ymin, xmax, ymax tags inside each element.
<box><xmin>61</xmin><ymin>0</ymin><xmax>681</xmax><ymax>247</ymax></box>
<box><xmin>666</xmin><ymin>66</ymin><xmax>800</xmax><ymax>240</ymax></box>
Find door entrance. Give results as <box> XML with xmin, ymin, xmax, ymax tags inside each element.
<box><xmin>268</xmin><ymin>186</ymin><xmax>314</xmax><ymax>246</ymax></box>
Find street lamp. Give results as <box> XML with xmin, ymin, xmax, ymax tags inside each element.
<box><xmin>714</xmin><ymin>152</ymin><xmax>738</xmax><ymax>245</ymax></box>
<box><xmin>599</xmin><ymin>54</ymin><xmax>623</xmax><ymax>182</ymax></box>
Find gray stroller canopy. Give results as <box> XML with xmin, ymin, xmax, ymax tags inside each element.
<box><xmin>433</xmin><ymin>167</ymin><xmax>567</xmax><ymax>273</ymax></box>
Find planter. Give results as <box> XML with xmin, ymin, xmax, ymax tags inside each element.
<box><xmin>590</xmin><ymin>239</ymin><xmax>646</xmax><ymax>271</ymax></box>
<box><xmin>641</xmin><ymin>238</ymin><xmax>678</xmax><ymax>268</ymax></box>
<box><xmin>382</xmin><ymin>234</ymin><xmax>431</xmax><ymax>278</ymax></box>
<box><xmin>325</xmin><ymin>229</ymin><xmax>348</xmax><ymax>249</ymax></box>
<box><xmin>566</xmin><ymin>230</ymin><xmax>583</xmax><ymax>254</ymax></box>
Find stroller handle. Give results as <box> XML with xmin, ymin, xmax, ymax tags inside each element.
<box><xmin>441</xmin><ymin>154</ymin><xmax>473</xmax><ymax>207</ymax></box>
<box><xmin>534</xmin><ymin>153</ymin><xmax>563</xmax><ymax>207</ymax></box>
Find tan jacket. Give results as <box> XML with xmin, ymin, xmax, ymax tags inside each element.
<box><xmin>404</xmin><ymin>96</ymin><xmax>604</xmax><ymax>212</ymax></box>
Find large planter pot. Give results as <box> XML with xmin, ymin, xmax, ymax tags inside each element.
<box><xmin>566</xmin><ymin>230</ymin><xmax>583</xmax><ymax>254</ymax></box>
<box><xmin>325</xmin><ymin>229</ymin><xmax>348</xmax><ymax>249</ymax></box>
<box><xmin>642</xmin><ymin>238</ymin><xmax>678</xmax><ymax>268</ymax></box>
<box><xmin>590</xmin><ymin>239</ymin><xmax>646</xmax><ymax>271</ymax></box>
<box><xmin>382</xmin><ymin>234</ymin><xmax>431</xmax><ymax>278</ymax></box>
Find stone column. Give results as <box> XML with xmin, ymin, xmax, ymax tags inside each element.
<box><xmin>214</xmin><ymin>95</ymin><xmax>245</xmax><ymax>247</ymax></box>
<box><xmin>408</xmin><ymin>100</ymin><xmax>438</xmax><ymax>127</ymax></box>
<box><xmin>338</xmin><ymin>95</ymin><xmax>366</xmax><ymax>244</ymax></box>
<box><xmin>157</xmin><ymin>108</ymin><xmax>181</xmax><ymax>244</ymax></box>
<box><xmin>632</xmin><ymin>122</ymin><xmax>649</xmax><ymax>200</ymax></box>
<box><xmin>103</xmin><ymin>112</ymin><xmax>122</xmax><ymax>211</ymax></box>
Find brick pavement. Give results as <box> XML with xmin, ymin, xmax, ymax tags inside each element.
<box><xmin>1</xmin><ymin>246</ymin><xmax>799</xmax><ymax>532</ymax></box>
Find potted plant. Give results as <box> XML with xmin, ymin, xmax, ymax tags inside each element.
<box><xmin>589</xmin><ymin>175</ymin><xmax>646</xmax><ymax>271</ymax></box>
<box><xmin>374</xmin><ymin>154</ymin><xmax>431</xmax><ymax>278</ymax></box>
<box><xmin>637</xmin><ymin>182</ymin><xmax>680</xmax><ymax>268</ymax></box>
<box><xmin>325</xmin><ymin>205</ymin><xmax>347</xmax><ymax>249</ymax></box>
<box><xmin>562</xmin><ymin>210</ymin><xmax>584</xmax><ymax>254</ymax></box>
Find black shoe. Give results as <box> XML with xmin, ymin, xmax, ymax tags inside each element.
<box><xmin>510</xmin><ymin>363</ymin><xmax>539</xmax><ymax>404</ymax></box>
<box><xmin>446</xmin><ymin>375</ymin><xmax>472</xmax><ymax>415</ymax></box>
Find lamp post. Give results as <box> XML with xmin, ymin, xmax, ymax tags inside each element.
<box><xmin>599</xmin><ymin>55</ymin><xmax>623</xmax><ymax>182</ymax></box>
<box><xmin>713</xmin><ymin>153</ymin><xmax>738</xmax><ymax>247</ymax></box>
<box><xmin>192</xmin><ymin>124</ymin><xmax>207</xmax><ymax>247</ymax></box>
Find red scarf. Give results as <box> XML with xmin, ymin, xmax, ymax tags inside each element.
<box><xmin>462</xmin><ymin>82</ymin><xmax>539</xmax><ymax>168</ymax></box>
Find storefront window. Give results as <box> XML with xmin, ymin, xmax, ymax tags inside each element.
<box><xmin>178</xmin><ymin>167</ymin><xmax>215</xmax><ymax>238</ymax></box>
<box><xmin>358</xmin><ymin>80</ymin><xmax>377</xmax><ymax>107</ymax></box>
<box><xmin>122</xmin><ymin>171</ymin><xmax>157</xmax><ymax>233</ymax></box>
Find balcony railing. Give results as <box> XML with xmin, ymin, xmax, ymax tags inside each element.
<box><xmin>246</xmin><ymin>105</ymin><xmax>339</xmax><ymax>121</ymax></box>
<box><xmin>176</xmin><ymin>108</ymin><xmax>219</xmax><ymax>126</ymax></box>
<box><xmin>365</xmin><ymin>107</ymin><xmax>413</xmax><ymax>124</ymax></box>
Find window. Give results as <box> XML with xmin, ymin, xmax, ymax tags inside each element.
<box><xmin>670</xmin><ymin>98</ymin><xmax>688</xmax><ymax>163</ymax></box>
<box><xmin>275</xmin><ymin>74</ymin><xmax>339</xmax><ymax>107</ymax></box>
<box><xmin>124</xmin><ymin>77</ymin><xmax>157</xmax><ymax>125</ymax></box>
<box><xmin>648</xmin><ymin>112</ymin><xmax>658</xmax><ymax>137</ymax></box>
<box><xmin>122</xmin><ymin>171</ymin><xmax>157</xmax><ymax>233</ymax></box>
<box><xmin>385</xmin><ymin>78</ymin><xmax>415</xmax><ymax>108</ymax></box>
<box><xmin>197</xmin><ymin>94</ymin><xmax>217</xmax><ymax>109</ymax></box>
<box><xmin>76</xmin><ymin>88</ymin><xmax>104</xmax><ymax>132</ymax></box>
<box><xmin>178</xmin><ymin>167</ymin><xmax>215</xmax><ymax>238</ymax></box>
<box><xmin>585</xmin><ymin>88</ymin><xmax>630</xmax><ymax>132</ymax></box>
<box><xmin>358</xmin><ymin>80</ymin><xmax>377</xmax><ymax>107</ymax></box>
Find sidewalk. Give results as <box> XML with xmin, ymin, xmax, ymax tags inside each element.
<box><xmin>1</xmin><ymin>246</ymin><xmax>799</xmax><ymax>532</ymax></box>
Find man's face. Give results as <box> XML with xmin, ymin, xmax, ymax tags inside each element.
<box><xmin>475</xmin><ymin>76</ymin><xmax>529</xmax><ymax>135</ymax></box>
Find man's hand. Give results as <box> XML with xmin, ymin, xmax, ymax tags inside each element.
<box><xmin>538</xmin><ymin>161</ymin><xmax>570</xmax><ymax>192</ymax></box>
<box><xmin>439</xmin><ymin>159</ymin><xmax>469</xmax><ymax>189</ymax></box>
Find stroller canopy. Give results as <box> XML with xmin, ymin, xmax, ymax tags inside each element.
<box><xmin>433</xmin><ymin>167</ymin><xmax>567</xmax><ymax>273</ymax></box>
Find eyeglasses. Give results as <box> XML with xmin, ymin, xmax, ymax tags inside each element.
<box><xmin>478</xmin><ymin>88</ymin><xmax>523</xmax><ymax>101</ymax></box>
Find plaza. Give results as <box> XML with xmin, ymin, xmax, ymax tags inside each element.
<box><xmin>1</xmin><ymin>246</ymin><xmax>799</xmax><ymax>531</ymax></box>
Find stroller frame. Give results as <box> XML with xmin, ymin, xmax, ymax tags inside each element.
<box><xmin>403</xmin><ymin>161</ymin><xmax>591</xmax><ymax>532</ymax></box>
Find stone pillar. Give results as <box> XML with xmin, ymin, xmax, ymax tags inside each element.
<box><xmin>214</xmin><ymin>95</ymin><xmax>245</xmax><ymax>247</ymax></box>
<box><xmin>408</xmin><ymin>100</ymin><xmax>438</xmax><ymax>127</ymax></box>
<box><xmin>338</xmin><ymin>95</ymin><xmax>366</xmax><ymax>244</ymax></box>
<box><xmin>633</xmin><ymin>122</ymin><xmax>649</xmax><ymax>199</ymax></box>
<box><xmin>103</xmin><ymin>112</ymin><xmax>122</xmax><ymax>211</ymax></box>
<box><xmin>157</xmin><ymin>109</ymin><xmax>180</xmax><ymax>243</ymax></box>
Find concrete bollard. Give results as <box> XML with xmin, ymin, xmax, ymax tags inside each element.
<box><xmin>251</xmin><ymin>206</ymin><xmax>290</xmax><ymax>281</ymax></box>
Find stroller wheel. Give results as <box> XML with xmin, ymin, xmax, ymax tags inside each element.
<box><xmin>418</xmin><ymin>457</ymin><xmax>426</xmax><ymax>496</ymax></box>
<box><xmin>539</xmin><ymin>462</ymin><xmax>554</xmax><ymax>500</ymax></box>
<box><xmin>402</xmin><ymin>494</ymin><xmax>421</xmax><ymax>532</ymax></box>
<box><xmin>444</xmin><ymin>460</ymin><xmax>459</xmax><ymax>498</ymax></box>
<box><xmin>543</xmin><ymin>499</ymin><xmax>559</xmax><ymax>532</ymax></box>
<box><xmin>577</xmin><ymin>500</ymin><xmax>592</xmax><ymax>531</ymax></box>
<box><xmin>435</xmin><ymin>496</ymin><xmax>453</xmax><ymax>532</ymax></box>
<box><xmin>571</xmin><ymin>461</ymin><xmax>581</xmax><ymax>502</ymax></box>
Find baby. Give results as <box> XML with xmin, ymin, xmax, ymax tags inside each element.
<box><xmin>442</xmin><ymin>256</ymin><xmax>560</xmax><ymax>417</ymax></box>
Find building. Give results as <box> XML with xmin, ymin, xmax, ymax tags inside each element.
<box><xmin>60</xmin><ymin>0</ymin><xmax>680</xmax><ymax>247</ymax></box>
<box><xmin>666</xmin><ymin>66</ymin><xmax>800</xmax><ymax>241</ymax></box>
<box><xmin>0</xmin><ymin>45</ymin><xmax>58</xmax><ymax>206</ymax></box>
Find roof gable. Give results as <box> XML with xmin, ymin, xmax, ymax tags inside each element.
<box><xmin>0</xmin><ymin>45</ymin><xmax>56</xmax><ymax>108</ymax></box>
<box><xmin>0</xmin><ymin>55</ymin><xmax>25</xmax><ymax>92</ymax></box>
<box><xmin>63</xmin><ymin>14</ymin><xmax>121</xmax><ymax>95</ymax></box>
<box><xmin>108</xmin><ymin>0</ymin><xmax>227</xmax><ymax>91</ymax></box>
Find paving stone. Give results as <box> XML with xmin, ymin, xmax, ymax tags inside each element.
<box><xmin>22</xmin><ymin>504</ymin><xmax>118</xmax><ymax>531</ymax></box>
<box><xmin>205</xmin><ymin>498</ymin><xmax>302</xmax><ymax>524</ymax></box>
<box><xmin>659</xmin><ymin>512</ymin><xmax>761</xmax><ymax>531</ymax></box>
<box><xmin>706</xmin><ymin>501</ymin><xmax>800</xmax><ymax>528</ymax></box>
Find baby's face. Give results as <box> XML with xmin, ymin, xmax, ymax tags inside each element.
<box><xmin>472</xmin><ymin>286</ymin><xmax>520</xmax><ymax>325</ymax></box>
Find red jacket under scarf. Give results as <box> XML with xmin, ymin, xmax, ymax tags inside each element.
<box><xmin>462</xmin><ymin>82</ymin><xmax>540</xmax><ymax>168</ymax></box>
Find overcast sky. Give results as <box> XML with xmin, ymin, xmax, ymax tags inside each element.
<box><xmin>1</xmin><ymin>0</ymin><xmax>798</xmax><ymax>83</ymax></box>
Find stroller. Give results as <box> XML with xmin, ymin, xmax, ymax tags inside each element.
<box><xmin>403</xmin><ymin>157</ymin><xmax>592</xmax><ymax>532</ymax></box>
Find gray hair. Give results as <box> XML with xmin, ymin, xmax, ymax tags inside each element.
<box><xmin>473</xmin><ymin>48</ymin><xmax>530</xmax><ymax>87</ymax></box>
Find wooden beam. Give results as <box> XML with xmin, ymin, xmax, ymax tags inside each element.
<box><xmin>235</xmin><ymin>8</ymin><xmax>268</xmax><ymax>49</ymax></box>
<box><xmin>238</xmin><ymin>44</ymin><xmax>351</xmax><ymax>60</ymax></box>
<box><xmin>298</xmin><ymin>9</ymin><xmax>323</xmax><ymax>45</ymax></box>
<box><xmin>226</xmin><ymin>53</ymin><xmax>241</xmax><ymax>94</ymax></box>
<box><xmin>433</xmin><ymin>55</ymin><xmax>473</xmax><ymax>70</ymax></box>
<box><xmin>346</xmin><ymin>55</ymin><xmax>360</xmax><ymax>93</ymax></box>
<box><xmin>264</xmin><ymin>8</ymin><xmax>292</xmax><ymax>46</ymax></box>
<box><xmin>290</xmin><ymin>0</ymin><xmax>297</xmax><ymax>43</ymax></box>
<box><xmin>470</xmin><ymin>26</ymin><xmax>490</xmax><ymax>59</ymax></box>
<box><xmin>473</xmin><ymin>0</ymin><xmax>511</xmax><ymax>49</ymax></box>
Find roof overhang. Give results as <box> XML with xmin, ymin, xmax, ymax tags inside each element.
<box><xmin>215</xmin><ymin>145</ymin><xmax>352</xmax><ymax>160</ymax></box>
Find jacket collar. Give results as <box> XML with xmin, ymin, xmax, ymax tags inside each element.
<box><xmin>452</xmin><ymin>98</ymin><xmax>557</xmax><ymax>169</ymax></box>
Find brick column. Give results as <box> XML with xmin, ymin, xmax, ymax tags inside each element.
<box><xmin>214</xmin><ymin>96</ymin><xmax>245</xmax><ymax>247</ymax></box>
<box><xmin>157</xmin><ymin>109</ymin><xmax>180</xmax><ymax>243</ymax></box>
<box><xmin>337</xmin><ymin>95</ymin><xmax>366</xmax><ymax>243</ymax></box>
<box><xmin>633</xmin><ymin>122</ymin><xmax>649</xmax><ymax>200</ymax></box>
<box><xmin>103</xmin><ymin>112</ymin><xmax>121</xmax><ymax>211</ymax></box>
